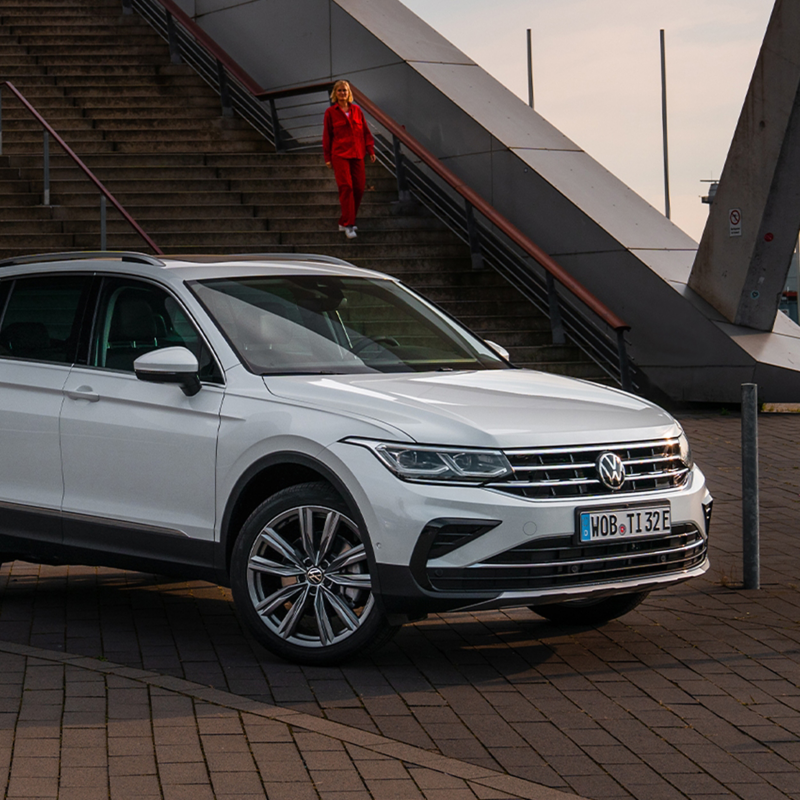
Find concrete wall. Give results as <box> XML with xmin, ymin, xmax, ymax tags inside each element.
<box><xmin>179</xmin><ymin>0</ymin><xmax>800</xmax><ymax>402</ymax></box>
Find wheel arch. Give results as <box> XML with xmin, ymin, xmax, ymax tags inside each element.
<box><xmin>220</xmin><ymin>451</ymin><xmax>382</xmax><ymax>596</ymax></box>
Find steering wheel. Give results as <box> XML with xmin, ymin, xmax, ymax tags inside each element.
<box><xmin>351</xmin><ymin>335</ymin><xmax>400</xmax><ymax>355</ymax></box>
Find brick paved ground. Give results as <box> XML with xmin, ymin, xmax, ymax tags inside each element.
<box><xmin>0</xmin><ymin>411</ymin><xmax>798</xmax><ymax>799</ymax></box>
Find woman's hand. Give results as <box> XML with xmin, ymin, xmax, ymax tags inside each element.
<box><xmin>325</xmin><ymin>162</ymin><xmax>332</xmax><ymax>169</ymax></box>
<box><xmin>369</xmin><ymin>154</ymin><xmax>376</xmax><ymax>163</ymax></box>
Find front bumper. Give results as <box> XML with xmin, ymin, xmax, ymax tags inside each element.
<box><xmin>328</xmin><ymin>442</ymin><xmax>712</xmax><ymax>622</ymax></box>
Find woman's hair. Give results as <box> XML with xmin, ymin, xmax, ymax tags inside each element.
<box><xmin>330</xmin><ymin>80</ymin><xmax>353</xmax><ymax>104</ymax></box>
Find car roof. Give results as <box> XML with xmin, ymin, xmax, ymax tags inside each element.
<box><xmin>0</xmin><ymin>251</ymin><xmax>393</xmax><ymax>283</ymax></box>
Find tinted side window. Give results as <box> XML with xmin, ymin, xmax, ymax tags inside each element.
<box><xmin>0</xmin><ymin>274</ymin><xmax>90</xmax><ymax>364</ymax></box>
<box><xmin>91</xmin><ymin>277</ymin><xmax>222</xmax><ymax>381</ymax></box>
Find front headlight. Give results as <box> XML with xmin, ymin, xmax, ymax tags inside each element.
<box><xmin>346</xmin><ymin>439</ymin><xmax>513</xmax><ymax>483</ymax></box>
<box><xmin>678</xmin><ymin>431</ymin><xmax>694</xmax><ymax>469</ymax></box>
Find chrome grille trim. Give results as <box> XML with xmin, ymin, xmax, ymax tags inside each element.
<box><xmin>487</xmin><ymin>437</ymin><xmax>689</xmax><ymax>500</ymax></box>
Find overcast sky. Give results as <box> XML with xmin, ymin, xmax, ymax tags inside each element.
<box><xmin>398</xmin><ymin>0</ymin><xmax>775</xmax><ymax>242</ymax></box>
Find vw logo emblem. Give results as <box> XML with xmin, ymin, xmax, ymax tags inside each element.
<box><xmin>306</xmin><ymin>567</ymin><xmax>325</xmax><ymax>585</ymax></box>
<box><xmin>596</xmin><ymin>451</ymin><xmax>626</xmax><ymax>490</ymax></box>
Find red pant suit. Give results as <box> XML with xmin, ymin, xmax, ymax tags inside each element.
<box><xmin>323</xmin><ymin>104</ymin><xmax>375</xmax><ymax>228</ymax></box>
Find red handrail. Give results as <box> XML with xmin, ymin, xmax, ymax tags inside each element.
<box><xmin>0</xmin><ymin>81</ymin><xmax>163</xmax><ymax>255</ymax></box>
<box><xmin>148</xmin><ymin>0</ymin><xmax>627</xmax><ymax>332</ymax></box>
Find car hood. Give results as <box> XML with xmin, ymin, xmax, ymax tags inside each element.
<box><xmin>263</xmin><ymin>370</ymin><xmax>679</xmax><ymax>448</ymax></box>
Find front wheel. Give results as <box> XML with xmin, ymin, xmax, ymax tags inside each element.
<box><xmin>230</xmin><ymin>482</ymin><xmax>398</xmax><ymax>665</ymax></box>
<box><xmin>529</xmin><ymin>591</ymin><xmax>650</xmax><ymax>626</ymax></box>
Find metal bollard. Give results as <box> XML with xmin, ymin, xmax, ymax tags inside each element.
<box><xmin>741</xmin><ymin>382</ymin><xmax>760</xmax><ymax>589</ymax></box>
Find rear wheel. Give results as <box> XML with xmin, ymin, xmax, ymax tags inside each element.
<box><xmin>529</xmin><ymin>591</ymin><xmax>650</xmax><ymax>625</ymax></box>
<box><xmin>230</xmin><ymin>482</ymin><xmax>398</xmax><ymax>665</ymax></box>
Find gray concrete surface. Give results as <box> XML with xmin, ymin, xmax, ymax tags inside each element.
<box><xmin>0</xmin><ymin>411</ymin><xmax>798</xmax><ymax>799</ymax></box>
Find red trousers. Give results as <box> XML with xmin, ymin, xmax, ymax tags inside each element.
<box><xmin>331</xmin><ymin>155</ymin><xmax>366</xmax><ymax>227</ymax></box>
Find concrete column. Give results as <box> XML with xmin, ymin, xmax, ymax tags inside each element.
<box><xmin>688</xmin><ymin>0</ymin><xmax>800</xmax><ymax>330</ymax></box>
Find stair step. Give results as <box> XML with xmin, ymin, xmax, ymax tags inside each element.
<box><xmin>46</xmin><ymin>204</ymin><xmax>257</xmax><ymax>221</ymax></box>
<box><xmin>241</xmin><ymin>190</ymin><xmax>399</xmax><ymax>205</ymax></box>
<box><xmin>51</xmin><ymin>191</ymin><xmax>248</xmax><ymax>206</ymax></box>
<box><xmin>56</xmin><ymin>74</ymin><xmax>207</xmax><ymax>87</ymax></box>
<box><xmin>251</xmin><ymin>203</ymin><xmax>419</xmax><ymax>219</ymax></box>
<box><xmin>78</xmin><ymin>232</ymin><xmax>287</xmax><ymax>249</ymax></box>
<box><xmin>205</xmin><ymin>153</ymin><xmax>324</xmax><ymax>167</ymax></box>
<box><xmin>9</xmin><ymin>153</ymin><xmax>210</xmax><ymax>168</ymax></box>
<box><xmin>47</xmin><ymin>178</ymin><xmax>237</xmax><ymax>194</ymax></box>
<box><xmin>25</xmin><ymin>45</ymin><xmax>167</xmax><ymax>56</ymax></box>
<box><xmin>276</xmin><ymin>230</ymin><xmax>459</xmax><ymax>246</ymax></box>
<box><xmin>64</xmin><ymin>217</ymin><xmax>270</xmax><ymax>234</ymax></box>
<box><xmin>0</xmin><ymin>232</ymin><xmax>76</xmax><ymax>248</ymax></box>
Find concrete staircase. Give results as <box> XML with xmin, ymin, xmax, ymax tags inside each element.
<box><xmin>0</xmin><ymin>0</ymin><xmax>604</xmax><ymax>379</ymax></box>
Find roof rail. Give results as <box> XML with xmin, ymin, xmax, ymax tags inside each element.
<box><xmin>0</xmin><ymin>251</ymin><xmax>165</xmax><ymax>268</ymax></box>
<box><xmin>163</xmin><ymin>253</ymin><xmax>355</xmax><ymax>267</ymax></box>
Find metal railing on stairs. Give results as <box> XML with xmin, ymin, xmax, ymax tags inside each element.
<box><xmin>0</xmin><ymin>81</ymin><xmax>163</xmax><ymax>255</ymax></box>
<box><xmin>126</xmin><ymin>0</ymin><xmax>637</xmax><ymax>391</ymax></box>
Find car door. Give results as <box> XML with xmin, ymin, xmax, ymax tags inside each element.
<box><xmin>59</xmin><ymin>275</ymin><xmax>225</xmax><ymax>569</ymax></box>
<box><xmin>0</xmin><ymin>273</ymin><xmax>92</xmax><ymax>548</ymax></box>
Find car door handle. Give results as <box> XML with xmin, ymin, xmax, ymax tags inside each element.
<box><xmin>65</xmin><ymin>385</ymin><xmax>100</xmax><ymax>402</ymax></box>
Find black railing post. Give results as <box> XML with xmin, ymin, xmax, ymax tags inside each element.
<box><xmin>392</xmin><ymin>135</ymin><xmax>411</xmax><ymax>201</ymax></box>
<box><xmin>166</xmin><ymin>12</ymin><xmax>182</xmax><ymax>64</ymax></box>
<box><xmin>616</xmin><ymin>329</ymin><xmax>633</xmax><ymax>392</ymax></box>
<box><xmin>464</xmin><ymin>201</ymin><xmax>484</xmax><ymax>271</ymax></box>
<box><xmin>100</xmin><ymin>195</ymin><xmax>107</xmax><ymax>250</ymax></box>
<box><xmin>43</xmin><ymin>129</ymin><xmax>50</xmax><ymax>206</ymax></box>
<box><xmin>121</xmin><ymin>0</ymin><xmax>132</xmax><ymax>14</ymax></box>
<box><xmin>0</xmin><ymin>87</ymin><xmax>3</xmax><ymax>156</ymax></box>
<box><xmin>545</xmin><ymin>272</ymin><xmax>566</xmax><ymax>345</ymax></box>
<box><xmin>268</xmin><ymin>99</ymin><xmax>283</xmax><ymax>152</ymax></box>
<box><xmin>217</xmin><ymin>60</ymin><xmax>233</xmax><ymax>117</ymax></box>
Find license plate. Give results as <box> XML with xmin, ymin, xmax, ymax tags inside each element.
<box><xmin>578</xmin><ymin>504</ymin><xmax>671</xmax><ymax>543</ymax></box>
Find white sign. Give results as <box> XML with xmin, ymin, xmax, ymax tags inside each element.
<box><xmin>729</xmin><ymin>208</ymin><xmax>742</xmax><ymax>237</ymax></box>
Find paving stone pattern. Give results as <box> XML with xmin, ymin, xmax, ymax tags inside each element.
<box><xmin>0</xmin><ymin>412</ymin><xmax>798</xmax><ymax>799</ymax></box>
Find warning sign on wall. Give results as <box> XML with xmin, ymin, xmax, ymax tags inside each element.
<box><xmin>729</xmin><ymin>208</ymin><xmax>742</xmax><ymax>237</ymax></box>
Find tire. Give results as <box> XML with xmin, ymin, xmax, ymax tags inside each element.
<box><xmin>529</xmin><ymin>591</ymin><xmax>650</xmax><ymax>626</ymax></box>
<box><xmin>230</xmin><ymin>482</ymin><xmax>398</xmax><ymax>665</ymax></box>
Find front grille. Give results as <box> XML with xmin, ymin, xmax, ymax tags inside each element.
<box><xmin>426</xmin><ymin>523</ymin><xmax>705</xmax><ymax>592</ymax></box>
<box><xmin>488</xmin><ymin>438</ymin><xmax>689</xmax><ymax>500</ymax></box>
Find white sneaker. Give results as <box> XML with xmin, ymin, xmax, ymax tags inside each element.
<box><xmin>345</xmin><ymin>226</ymin><xmax>357</xmax><ymax>239</ymax></box>
<box><xmin>339</xmin><ymin>225</ymin><xmax>358</xmax><ymax>232</ymax></box>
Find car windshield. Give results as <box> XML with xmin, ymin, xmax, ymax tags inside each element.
<box><xmin>190</xmin><ymin>275</ymin><xmax>508</xmax><ymax>375</ymax></box>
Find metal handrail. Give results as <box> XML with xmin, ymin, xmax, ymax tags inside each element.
<box><xmin>127</xmin><ymin>0</ymin><xmax>635</xmax><ymax>389</ymax></box>
<box><xmin>0</xmin><ymin>81</ymin><xmax>163</xmax><ymax>255</ymax></box>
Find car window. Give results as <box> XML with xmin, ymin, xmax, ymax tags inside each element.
<box><xmin>190</xmin><ymin>275</ymin><xmax>506</xmax><ymax>375</ymax></box>
<box><xmin>90</xmin><ymin>277</ymin><xmax>222</xmax><ymax>382</ymax></box>
<box><xmin>0</xmin><ymin>274</ymin><xmax>91</xmax><ymax>364</ymax></box>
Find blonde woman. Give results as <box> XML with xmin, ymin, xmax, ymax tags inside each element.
<box><xmin>323</xmin><ymin>80</ymin><xmax>376</xmax><ymax>239</ymax></box>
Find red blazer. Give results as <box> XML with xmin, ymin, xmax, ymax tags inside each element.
<box><xmin>323</xmin><ymin>103</ymin><xmax>375</xmax><ymax>162</ymax></box>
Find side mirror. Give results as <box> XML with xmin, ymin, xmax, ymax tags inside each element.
<box><xmin>485</xmin><ymin>340</ymin><xmax>510</xmax><ymax>362</ymax></box>
<box><xmin>133</xmin><ymin>347</ymin><xmax>201</xmax><ymax>397</ymax></box>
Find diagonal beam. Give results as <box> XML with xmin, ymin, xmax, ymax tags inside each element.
<box><xmin>689</xmin><ymin>0</ymin><xmax>800</xmax><ymax>330</ymax></box>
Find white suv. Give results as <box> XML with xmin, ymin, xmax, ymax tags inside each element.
<box><xmin>0</xmin><ymin>252</ymin><xmax>711</xmax><ymax>664</ymax></box>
